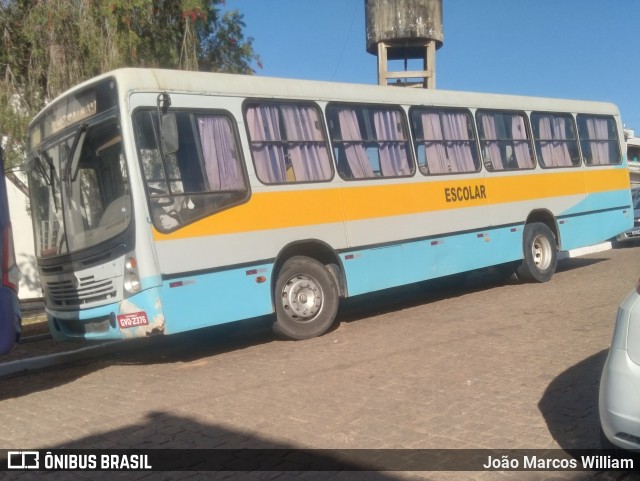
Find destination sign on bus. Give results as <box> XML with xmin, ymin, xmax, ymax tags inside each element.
<box><xmin>49</xmin><ymin>92</ymin><xmax>97</xmax><ymax>135</ymax></box>
<box><xmin>28</xmin><ymin>77</ymin><xmax>117</xmax><ymax>151</ymax></box>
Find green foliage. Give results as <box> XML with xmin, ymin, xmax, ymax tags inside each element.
<box><xmin>0</xmin><ymin>0</ymin><xmax>260</xmax><ymax>169</ymax></box>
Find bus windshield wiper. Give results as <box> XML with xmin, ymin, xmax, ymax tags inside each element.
<box><xmin>36</xmin><ymin>149</ymin><xmax>59</xmax><ymax>212</ymax></box>
<box><xmin>65</xmin><ymin>123</ymin><xmax>87</xmax><ymax>182</ymax></box>
<box><xmin>33</xmin><ymin>151</ymin><xmax>51</xmax><ymax>186</ymax></box>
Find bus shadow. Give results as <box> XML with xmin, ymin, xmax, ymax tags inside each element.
<box><xmin>5</xmin><ymin>411</ymin><xmax>411</xmax><ymax>480</ymax></box>
<box><xmin>87</xmin><ymin>317</ymin><xmax>280</xmax><ymax>370</ymax></box>
<box><xmin>556</xmin><ymin>256</ymin><xmax>607</xmax><ymax>273</ymax></box>
<box><xmin>0</xmin><ymin>255</ymin><xmax>612</xmax><ymax>400</ymax></box>
<box><xmin>337</xmin><ymin>264</ymin><xmax>531</xmax><ymax>327</ymax></box>
<box><xmin>0</xmin><ymin>274</ymin><xmax>506</xmax><ymax>401</ymax></box>
<box><xmin>0</xmin><ymin>320</ymin><xmax>279</xmax><ymax>401</ymax></box>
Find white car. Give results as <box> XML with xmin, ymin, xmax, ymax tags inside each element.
<box><xmin>599</xmin><ymin>286</ymin><xmax>640</xmax><ymax>450</ymax></box>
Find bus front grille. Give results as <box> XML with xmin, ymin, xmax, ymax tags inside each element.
<box><xmin>46</xmin><ymin>275</ymin><xmax>118</xmax><ymax>307</ymax></box>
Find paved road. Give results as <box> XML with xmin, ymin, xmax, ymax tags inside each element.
<box><xmin>2</xmin><ymin>245</ymin><xmax>640</xmax><ymax>481</ymax></box>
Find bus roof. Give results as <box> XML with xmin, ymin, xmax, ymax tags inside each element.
<box><xmin>32</xmin><ymin>67</ymin><xmax>621</xmax><ymax>127</ymax></box>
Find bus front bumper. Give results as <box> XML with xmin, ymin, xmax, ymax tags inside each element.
<box><xmin>47</xmin><ymin>287</ymin><xmax>165</xmax><ymax>341</ymax></box>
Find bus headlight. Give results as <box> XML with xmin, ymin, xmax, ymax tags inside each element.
<box><xmin>124</xmin><ymin>272</ymin><xmax>141</xmax><ymax>294</ymax></box>
<box><xmin>123</xmin><ymin>256</ymin><xmax>141</xmax><ymax>295</ymax></box>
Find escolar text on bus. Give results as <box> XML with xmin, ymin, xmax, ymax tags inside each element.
<box><xmin>444</xmin><ymin>185</ymin><xmax>487</xmax><ymax>203</ymax></box>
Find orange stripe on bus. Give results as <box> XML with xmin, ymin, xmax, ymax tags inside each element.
<box><xmin>152</xmin><ymin>168</ymin><xmax>630</xmax><ymax>241</ymax></box>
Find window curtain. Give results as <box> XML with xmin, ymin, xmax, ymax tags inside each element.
<box><xmin>337</xmin><ymin>108</ymin><xmax>374</xmax><ymax>178</ymax></box>
<box><xmin>420</xmin><ymin>112</ymin><xmax>448</xmax><ymax>174</ymax></box>
<box><xmin>583</xmin><ymin>117</ymin><xmax>612</xmax><ymax>165</ymax></box>
<box><xmin>537</xmin><ymin>116</ymin><xmax>572</xmax><ymax>167</ymax></box>
<box><xmin>537</xmin><ymin>117</ymin><xmax>556</xmax><ymax>166</ymax></box>
<box><xmin>511</xmin><ymin>115</ymin><xmax>534</xmax><ymax>168</ymax></box>
<box><xmin>246</xmin><ymin>105</ymin><xmax>287</xmax><ymax>183</ymax></box>
<box><xmin>441</xmin><ymin>112</ymin><xmax>476</xmax><ymax>172</ymax></box>
<box><xmin>281</xmin><ymin>106</ymin><xmax>331</xmax><ymax>181</ymax></box>
<box><xmin>197</xmin><ymin>116</ymin><xmax>244</xmax><ymax>190</ymax></box>
<box><xmin>372</xmin><ymin>110</ymin><xmax>411</xmax><ymax>176</ymax></box>
<box><xmin>552</xmin><ymin>117</ymin><xmax>573</xmax><ymax>167</ymax></box>
<box><xmin>479</xmin><ymin>114</ymin><xmax>504</xmax><ymax>170</ymax></box>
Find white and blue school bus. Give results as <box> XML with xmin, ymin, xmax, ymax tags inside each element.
<box><xmin>25</xmin><ymin>68</ymin><xmax>631</xmax><ymax>341</ymax></box>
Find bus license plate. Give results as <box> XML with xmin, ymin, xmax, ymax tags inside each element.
<box><xmin>117</xmin><ymin>311</ymin><xmax>149</xmax><ymax>329</ymax></box>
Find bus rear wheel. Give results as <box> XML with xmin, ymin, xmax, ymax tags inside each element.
<box><xmin>273</xmin><ymin>256</ymin><xmax>339</xmax><ymax>340</ymax></box>
<box><xmin>516</xmin><ymin>222</ymin><xmax>557</xmax><ymax>283</ymax></box>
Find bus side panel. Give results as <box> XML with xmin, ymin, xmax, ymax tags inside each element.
<box><xmin>159</xmin><ymin>262</ymin><xmax>275</xmax><ymax>334</ymax></box>
<box><xmin>558</xmin><ymin>189</ymin><xmax>633</xmax><ymax>251</ymax></box>
<box><xmin>342</xmin><ymin>225</ymin><xmax>524</xmax><ymax>297</ymax></box>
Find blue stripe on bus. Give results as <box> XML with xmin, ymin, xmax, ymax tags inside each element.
<box><xmin>342</xmin><ymin>225</ymin><xmax>524</xmax><ymax>297</ymax></box>
<box><xmin>558</xmin><ymin>189</ymin><xmax>632</xmax><ymax>250</ymax></box>
<box><xmin>561</xmin><ymin>189</ymin><xmax>631</xmax><ymax>217</ymax></box>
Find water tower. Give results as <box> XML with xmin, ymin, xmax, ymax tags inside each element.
<box><xmin>365</xmin><ymin>0</ymin><xmax>443</xmax><ymax>88</ymax></box>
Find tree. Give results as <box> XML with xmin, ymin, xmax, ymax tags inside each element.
<box><xmin>0</xmin><ymin>0</ymin><xmax>260</xmax><ymax>169</ymax></box>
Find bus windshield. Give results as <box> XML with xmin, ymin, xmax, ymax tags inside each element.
<box><xmin>28</xmin><ymin>117</ymin><xmax>131</xmax><ymax>258</ymax></box>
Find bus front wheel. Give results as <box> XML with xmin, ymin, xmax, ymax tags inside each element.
<box><xmin>273</xmin><ymin>256</ymin><xmax>339</xmax><ymax>340</ymax></box>
<box><xmin>516</xmin><ymin>222</ymin><xmax>557</xmax><ymax>283</ymax></box>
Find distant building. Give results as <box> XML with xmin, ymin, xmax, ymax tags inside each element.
<box><xmin>628</xmin><ymin>133</ymin><xmax>640</xmax><ymax>186</ymax></box>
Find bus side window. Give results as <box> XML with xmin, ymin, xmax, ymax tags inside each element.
<box><xmin>577</xmin><ymin>114</ymin><xmax>621</xmax><ymax>166</ymax></box>
<box><xmin>244</xmin><ymin>102</ymin><xmax>333</xmax><ymax>184</ymax></box>
<box><xmin>134</xmin><ymin>110</ymin><xmax>249</xmax><ymax>232</ymax></box>
<box><xmin>410</xmin><ymin>108</ymin><xmax>480</xmax><ymax>175</ymax></box>
<box><xmin>327</xmin><ymin>104</ymin><xmax>414</xmax><ymax>180</ymax></box>
<box><xmin>531</xmin><ymin>112</ymin><xmax>580</xmax><ymax>168</ymax></box>
<box><xmin>476</xmin><ymin>110</ymin><xmax>535</xmax><ymax>171</ymax></box>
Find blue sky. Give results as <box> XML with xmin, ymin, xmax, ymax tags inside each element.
<box><xmin>223</xmin><ymin>0</ymin><xmax>640</xmax><ymax>131</ymax></box>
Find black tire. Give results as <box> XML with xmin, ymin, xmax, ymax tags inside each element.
<box><xmin>272</xmin><ymin>256</ymin><xmax>339</xmax><ymax>340</ymax></box>
<box><xmin>516</xmin><ymin>222</ymin><xmax>558</xmax><ymax>283</ymax></box>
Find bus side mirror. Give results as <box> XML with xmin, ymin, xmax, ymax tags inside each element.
<box><xmin>161</xmin><ymin>113</ymin><xmax>179</xmax><ymax>155</ymax></box>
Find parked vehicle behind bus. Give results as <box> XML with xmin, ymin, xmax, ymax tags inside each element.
<box><xmin>0</xmin><ymin>147</ymin><xmax>21</xmax><ymax>354</ymax></box>
<box><xmin>600</xmin><ymin>280</ymin><xmax>640</xmax><ymax>450</ymax></box>
<box><xmin>615</xmin><ymin>187</ymin><xmax>640</xmax><ymax>243</ymax></box>
<box><xmin>24</xmin><ymin>69</ymin><xmax>632</xmax><ymax>343</ymax></box>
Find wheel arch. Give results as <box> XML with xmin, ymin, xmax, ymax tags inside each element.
<box><xmin>272</xmin><ymin>239</ymin><xmax>347</xmax><ymax>300</ymax></box>
<box><xmin>525</xmin><ymin>209</ymin><xmax>561</xmax><ymax>250</ymax></box>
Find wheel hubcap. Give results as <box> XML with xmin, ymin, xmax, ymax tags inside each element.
<box><xmin>281</xmin><ymin>275</ymin><xmax>323</xmax><ymax>321</ymax></box>
<box><xmin>532</xmin><ymin>234</ymin><xmax>553</xmax><ymax>270</ymax></box>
